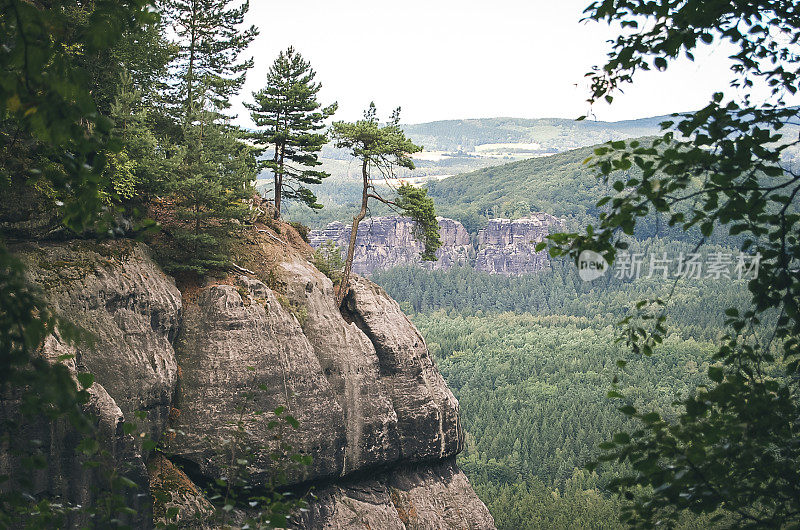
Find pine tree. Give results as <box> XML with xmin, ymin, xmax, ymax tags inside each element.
<box><xmin>164</xmin><ymin>122</ymin><xmax>254</xmax><ymax>275</ymax></box>
<box><xmin>103</xmin><ymin>72</ymin><xmax>167</xmax><ymax>207</ymax></box>
<box><xmin>162</xmin><ymin>0</ymin><xmax>257</xmax><ymax>123</ymax></box>
<box><xmin>331</xmin><ymin>103</ymin><xmax>440</xmax><ymax>305</ymax></box>
<box><xmin>246</xmin><ymin>47</ymin><xmax>337</xmax><ymax>219</ymax></box>
<box><xmin>158</xmin><ymin>0</ymin><xmax>258</xmax><ymax>275</ymax></box>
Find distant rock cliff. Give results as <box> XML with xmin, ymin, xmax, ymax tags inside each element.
<box><xmin>2</xmin><ymin>224</ymin><xmax>494</xmax><ymax>529</ymax></box>
<box><xmin>475</xmin><ymin>213</ymin><xmax>566</xmax><ymax>275</ymax></box>
<box><xmin>309</xmin><ymin>213</ymin><xmax>565</xmax><ymax>276</ymax></box>
<box><xmin>308</xmin><ymin>217</ymin><xmax>472</xmax><ymax>274</ymax></box>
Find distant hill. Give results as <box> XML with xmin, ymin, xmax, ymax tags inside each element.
<box><xmin>284</xmin><ymin>115</ymin><xmax>674</xmax><ymax>229</ymax></box>
<box><xmin>401</xmin><ymin>115</ymin><xmax>669</xmax><ymax>153</ymax></box>
<box><xmin>425</xmin><ymin>138</ymin><xmax>737</xmax><ymax>246</ymax></box>
<box><xmin>425</xmin><ymin>144</ymin><xmax>610</xmax><ymax>233</ymax></box>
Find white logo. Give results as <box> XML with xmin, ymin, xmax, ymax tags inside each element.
<box><xmin>577</xmin><ymin>250</ymin><xmax>609</xmax><ymax>282</ymax></box>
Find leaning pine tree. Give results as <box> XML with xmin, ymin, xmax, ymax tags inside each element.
<box><xmin>246</xmin><ymin>46</ymin><xmax>337</xmax><ymax>218</ymax></box>
<box><xmin>331</xmin><ymin>103</ymin><xmax>441</xmax><ymax>305</ymax></box>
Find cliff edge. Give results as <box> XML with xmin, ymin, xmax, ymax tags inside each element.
<box><xmin>1</xmin><ymin>220</ymin><xmax>494</xmax><ymax>529</ymax></box>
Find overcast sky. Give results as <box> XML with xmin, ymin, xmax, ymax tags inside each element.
<box><xmin>232</xmin><ymin>0</ymin><xmax>750</xmax><ymax>126</ymax></box>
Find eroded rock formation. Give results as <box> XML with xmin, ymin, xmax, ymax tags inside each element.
<box><xmin>2</xmin><ymin>240</ymin><xmax>182</xmax><ymax>527</ymax></box>
<box><xmin>475</xmin><ymin>213</ymin><xmax>566</xmax><ymax>275</ymax></box>
<box><xmin>308</xmin><ymin>217</ymin><xmax>472</xmax><ymax>274</ymax></box>
<box><xmin>309</xmin><ymin>213</ymin><xmax>566</xmax><ymax>276</ymax></box>
<box><xmin>298</xmin><ymin>459</ymin><xmax>495</xmax><ymax>529</ymax></box>
<box><xmin>2</xmin><ymin>227</ymin><xmax>494</xmax><ymax>529</ymax></box>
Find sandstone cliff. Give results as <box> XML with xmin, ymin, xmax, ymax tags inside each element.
<box><xmin>308</xmin><ymin>217</ymin><xmax>472</xmax><ymax>274</ymax></box>
<box><xmin>475</xmin><ymin>213</ymin><xmax>566</xmax><ymax>275</ymax></box>
<box><xmin>1</xmin><ymin>224</ymin><xmax>494</xmax><ymax>529</ymax></box>
<box><xmin>3</xmin><ymin>240</ymin><xmax>182</xmax><ymax>528</ymax></box>
<box><xmin>308</xmin><ymin>213</ymin><xmax>565</xmax><ymax>276</ymax></box>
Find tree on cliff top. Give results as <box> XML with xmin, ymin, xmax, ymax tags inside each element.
<box><xmin>158</xmin><ymin>0</ymin><xmax>258</xmax><ymax>275</ymax></box>
<box><xmin>543</xmin><ymin>0</ymin><xmax>800</xmax><ymax>526</ymax></box>
<box><xmin>331</xmin><ymin>103</ymin><xmax>441</xmax><ymax>306</ymax></box>
<box><xmin>162</xmin><ymin>0</ymin><xmax>257</xmax><ymax>124</ymax></box>
<box><xmin>247</xmin><ymin>46</ymin><xmax>338</xmax><ymax>219</ymax></box>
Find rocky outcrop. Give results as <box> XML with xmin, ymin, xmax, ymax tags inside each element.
<box><xmin>168</xmin><ymin>257</ymin><xmax>463</xmax><ymax>483</ymax></box>
<box><xmin>309</xmin><ymin>213</ymin><xmax>566</xmax><ymax>276</ymax></box>
<box><xmin>474</xmin><ymin>213</ymin><xmax>566</xmax><ymax>275</ymax></box>
<box><xmin>1</xmin><ymin>240</ymin><xmax>182</xmax><ymax>527</ymax></box>
<box><xmin>0</xmin><ymin>353</ymin><xmax>152</xmax><ymax>527</ymax></box>
<box><xmin>342</xmin><ymin>277</ymin><xmax>462</xmax><ymax>462</ymax></box>
<box><xmin>2</xmin><ymin>230</ymin><xmax>493</xmax><ymax>529</ymax></box>
<box><xmin>298</xmin><ymin>459</ymin><xmax>494</xmax><ymax>529</ymax></box>
<box><xmin>308</xmin><ymin>217</ymin><xmax>472</xmax><ymax>274</ymax></box>
<box><xmin>16</xmin><ymin>240</ymin><xmax>182</xmax><ymax>442</ymax></box>
<box><xmin>165</xmin><ymin>228</ymin><xmax>491</xmax><ymax>528</ymax></box>
<box><xmin>148</xmin><ymin>454</ymin><xmax>216</xmax><ymax>527</ymax></box>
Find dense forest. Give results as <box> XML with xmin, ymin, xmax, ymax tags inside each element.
<box><xmin>371</xmin><ymin>236</ymin><xmax>751</xmax><ymax>528</ymax></box>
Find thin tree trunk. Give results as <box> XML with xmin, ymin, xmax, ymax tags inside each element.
<box><xmin>274</xmin><ymin>143</ymin><xmax>283</xmax><ymax>219</ymax></box>
<box><xmin>274</xmin><ymin>176</ymin><xmax>282</xmax><ymax>219</ymax></box>
<box><xmin>186</xmin><ymin>1</ymin><xmax>197</xmax><ymax>127</ymax></box>
<box><xmin>336</xmin><ymin>158</ymin><xmax>369</xmax><ymax>307</ymax></box>
<box><xmin>272</xmin><ymin>103</ymin><xmax>282</xmax><ymax>217</ymax></box>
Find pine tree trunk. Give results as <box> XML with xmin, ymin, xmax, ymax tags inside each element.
<box><xmin>186</xmin><ymin>1</ymin><xmax>198</xmax><ymax>126</ymax></box>
<box><xmin>274</xmin><ymin>142</ymin><xmax>283</xmax><ymax>219</ymax></box>
<box><xmin>336</xmin><ymin>158</ymin><xmax>369</xmax><ymax>307</ymax></box>
<box><xmin>274</xmin><ymin>174</ymin><xmax>282</xmax><ymax>219</ymax></box>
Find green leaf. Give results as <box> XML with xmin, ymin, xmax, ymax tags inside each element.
<box><xmin>612</xmin><ymin>432</ymin><xmax>630</xmax><ymax>444</ymax></box>
<box><xmin>77</xmin><ymin>372</ymin><xmax>94</xmax><ymax>389</ymax></box>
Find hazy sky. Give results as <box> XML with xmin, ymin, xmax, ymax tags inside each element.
<box><xmin>233</xmin><ymin>0</ymin><xmax>745</xmax><ymax>126</ymax></box>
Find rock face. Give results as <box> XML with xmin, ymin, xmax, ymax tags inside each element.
<box><xmin>309</xmin><ymin>213</ymin><xmax>565</xmax><ymax>276</ymax></box>
<box><xmin>475</xmin><ymin>213</ymin><xmax>566</xmax><ymax>275</ymax></box>
<box><xmin>2</xmin><ymin>231</ymin><xmax>493</xmax><ymax>528</ymax></box>
<box><xmin>165</xmin><ymin>232</ymin><xmax>492</xmax><ymax>528</ymax></box>
<box><xmin>16</xmin><ymin>241</ymin><xmax>182</xmax><ymax>442</ymax></box>
<box><xmin>308</xmin><ymin>217</ymin><xmax>472</xmax><ymax>274</ymax></box>
<box><xmin>298</xmin><ymin>459</ymin><xmax>495</xmax><ymax>529</ymax></box>
<box><xmin>169</xmin><ymin>257</ymin><xmax>463</xmax><ymax>483</ymax></box>
<box><xmin>1</xmin><ymin>240</ymin><xmax>182</xmax><ymax>527</ymax></box>
<box><xmin>342</xmin><ymin>276</ymin><xmax>462</xmax><ymax>462</ymax></box>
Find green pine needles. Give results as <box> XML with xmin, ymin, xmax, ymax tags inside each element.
<box><xmin>331</xmin><ymin>103</ymin><xmax>440</xmax><ymax>305</ymax></box>
<box><xmin>158</xmin><ymin>0</ymin><xmax>259</xmax><ymax>276</ymax></box>
<box><xmin>396</xmin><ymin>184</ymin><xmax>442</xmax><ymax>262</ymax></box>
<box><xmin>247</xmin><ymin>47</ymin><xmax>337</xmax><ymax>219</ymax></box>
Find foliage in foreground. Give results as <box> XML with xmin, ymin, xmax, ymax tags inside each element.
<box><xmin>539</xmin><ymin>0</ymin><xmax>800</xmax><ymax>526</ymax></box>
<box><xmin>0</xmin><ymin>1</ymin><xmax>306</xmax><ymax>527</ymax></box>
<box><xmin>1</xmin><ymin>1</ymin><xmax>159</xmax><ymax>525</ymax></box>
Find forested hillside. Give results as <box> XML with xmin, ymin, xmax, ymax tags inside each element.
<box><xmin>371</xmin><ymin>236</ymin><xmax>751</xmax><ymax>529</ymax></box>
<box><xmin>425</xmin><ymin>145</ymin><xmax>608</xmax><ymax>232</ymax></box>
<box><xmin>282</xmin><ymin>118</ymin><xmax>668</xmax><ymax>230</ymax></box>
